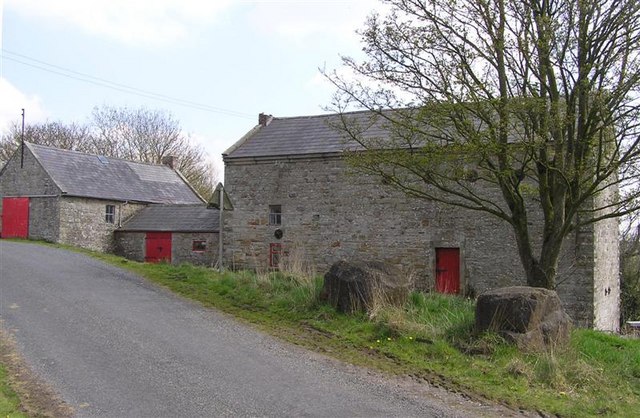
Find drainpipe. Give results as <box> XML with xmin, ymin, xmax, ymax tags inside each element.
<box><xmin>117</xmin><ymin>201</ymin><xmax>129</xmax><ymax>227</ymax></box>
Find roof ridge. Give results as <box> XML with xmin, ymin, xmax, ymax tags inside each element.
<box><xmin>273</xmin><ymin>109</ymin><xmax>374</xmax><ymax>121</ymax></box>
<box><xmin>151</xmin><ymin>203</ymin><xmax>209</xmax><ymax>207</ymax></box>
<box><xmin>27</xmin><ymin>142</ymin><xmax>171</xmax><ymax>169</ymax></box>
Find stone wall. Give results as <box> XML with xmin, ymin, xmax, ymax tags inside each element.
<box><xmin>113</xmin><ymin>231</ymin><xmax>146</xmax><ymax>262</ymax></box>
<box><xmin>114</xmin><ymin>231</ymin><xmax>218</xmax><ymax>266</ymax></box>
<box><xmin>172</xmin><ymin>232</ymin><xmax>218</xmax><ymax>266</ymax></box>
<box><xmin>28</xmin><ymin>197</ymin><xmax>60</xmax><ymax>242</ymax></box>
<box><xmin>58</xmin><ymin>198</ymin><xmax>145</xmax><ymax>252</ymax></box>
<box><xmin>223</xmin><ymin>155</ymin><xmax>613</xmax><ymax>328</ymax></box>
<box><xmin>0</xmin><ymin>144</ymin><xmax>61</xmax><ymax>236</ymax></box>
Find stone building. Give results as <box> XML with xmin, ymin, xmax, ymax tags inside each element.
<box><xmin>0</xmin><ymin>142</ymin><xmax>204</xmax><ymax>253</ymax></box>
<box><xmin>222</xmin><ymin>112</ymin><xmax>620</xmax><ymax>331</ymax></box>
<box><xmin>114</xmin><ymin>204</ymin><xmax>219</xmax><ymax>266</ymax></box>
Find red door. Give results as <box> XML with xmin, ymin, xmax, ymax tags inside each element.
<box><xmin>2</xmin><ymin>197</ymin><xmax>30</xmax><ymax>239</ymax></box>
<box><xmin>145</xmin><ymin>232</ymin><xmax>172</xmax><ymax>263</ymax></box>
<box><xmin>435</xmin><ymin>248</ymin><xmax>460</xmax><ymax>294</ymax></box>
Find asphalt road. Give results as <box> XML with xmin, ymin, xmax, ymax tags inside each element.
<box><xmin>0</xmin><ymin>241</ymin><xmax>511</xmax><ymax>417</ymax></box>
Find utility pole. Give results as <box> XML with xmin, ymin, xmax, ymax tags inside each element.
<box><xmin>218</xmin><ymin>183</ymin><xmax>224</xmax><ymax>272</ymax></box>
<box><xmin>20</xmin><ymin>108</ymin><xmax>25</xmax><ymax>168</ymax></box>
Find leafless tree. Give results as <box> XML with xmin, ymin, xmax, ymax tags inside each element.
<box><xmin>1</xmin><ymin>121</ymin><xmax>93</xmax><ymax>163</ymax></box>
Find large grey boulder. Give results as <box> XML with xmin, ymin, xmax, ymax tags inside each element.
<box><xmin>322</xmin><ymin>261</ymin><xmax>412</xmax><ymax>314</ymax></box>
<box><xmin>475</xmin><ymin>286</ymin><xmax>572</xmax><ymax>351</ymax></box>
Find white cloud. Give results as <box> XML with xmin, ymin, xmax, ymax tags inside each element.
<box><xmin>5</xmin><ymin>0</ymin><xmax>233</xmax><ymax>47</ymax></box>
<box><xmin>246</xmin><ymin>0</ymin><xmax>384</xmax><ymax>47</ymax></box>
<box><xmin>0</xmin><ymin>78</ymin><xmax>48</xmax><ymax>135</ymax></box>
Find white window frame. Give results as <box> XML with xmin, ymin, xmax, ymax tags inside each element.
<box><xmin>105</xmin><ymin>205</ymin><xmax>116</xmax><ymax>224</ymax></box>
<box><xmin>269</xmin><ymin>205</ymin><xmax>282</xmax><ymax>226</ymax></box>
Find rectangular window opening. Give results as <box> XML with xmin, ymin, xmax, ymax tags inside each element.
<box><xmin>192</xmin><ymin>240</ymin><xmax>207</xmax><ymax>252</ymax></box>
<box><xmin>105</xmin><ymin>205</ymin><xmax>116</xmax><ymax>224</ymax></box>
<box><xmin>269</xmin><ymin>205</ymin><xmax>282</xmax><ymax>226</ymax></box>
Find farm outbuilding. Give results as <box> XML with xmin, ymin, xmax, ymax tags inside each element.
<box><xmin>0</xmin><ymin>142</ymin><xmax>205</xmax><ymax>254</ymax></box>
<box><xmin>114</xmin><ymin>204</ymin><xmax>219</xmax><ymax>266</ymax></box>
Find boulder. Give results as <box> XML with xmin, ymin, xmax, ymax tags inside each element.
<box><xmin>322</xmin><ymin>261</ymin><xmax>412</xmax><ymax>314</ymax></box>
<box><xmin>475</xmin><ymin>286</ymin><xmax>572</xmax><ymax>351</ymax></box>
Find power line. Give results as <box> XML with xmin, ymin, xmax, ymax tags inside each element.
<box><xmin>2</xmin><ymin>49</ymin><xmax>254</xmax><ymax>119</ymax></box>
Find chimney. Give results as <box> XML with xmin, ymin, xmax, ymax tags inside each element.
<box><xmin>258</xmin><ymin>113</ymin><xmax>273</xmax><ymax>127</ymax></box>
<box><xmin>161</xmin><ymin>155</ymin><xmax>177</xmax><ymax>169</ymax></box>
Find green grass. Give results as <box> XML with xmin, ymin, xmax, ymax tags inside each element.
<box><xmin>11</xmin><ymin>241</ymin><xmax>640</xmax><ymax>417</ymax></box>
<box><xmin>0</xmin><ymin>364</ymin><xmax>27</xmax><ymax>418</ymax></box>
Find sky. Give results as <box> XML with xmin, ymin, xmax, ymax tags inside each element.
<box><xmin>0</xmin><ymin>0</ymin><xmax>385</xmax><ymax>174</ymax></box>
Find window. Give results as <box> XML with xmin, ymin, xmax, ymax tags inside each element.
<box><xmin>269</xmin><ymin>205</ymin><xmax>282</xmax><ymax>225</ymax></box>
<box><xmin>269</xmin><ymin>243</ymin><xmax>282</xmax><ymax>268</ymax></box>
<box><xmin>192</xmin><ymin>240</ymin><xmax>207</xmax><ymax>252</ymax></box>
<box><xmin>105</xmin><ymin>205</ymin><xmax>116</xmax><ymax>224</ymax></box>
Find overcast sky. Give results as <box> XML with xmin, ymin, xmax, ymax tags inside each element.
<box><xmin>0</xmin><ymin>0</ymin><xmax>385</xmax><ymax>172</ymax></box>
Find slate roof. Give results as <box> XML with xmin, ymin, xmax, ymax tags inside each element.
<box><xmin>27</xmin><ymin>143</ymin><xmax>203</xmax><ymax>204</ymax></box>
<box><xmin>224</xmin><ymin>109</ymin><xmax>521</xmax><ymax>160</ymax></box>
<box><xmin>223</xmin><ymin>111</ymin><xmax>389</xmax><ymax>159</ymax></box>
<box><xmin>118</xmin><ymin>204</ymin><xmax>219</xmax><ymax>232</ymax></box>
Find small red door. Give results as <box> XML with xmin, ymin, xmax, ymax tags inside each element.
<box><xmin>2</xmin><ymin>197</ymin><xmax>30</xmax><ymax>239</ymax></box>
<box><xmin>435</xmin><ymin>248</ymin><xmax>460</xmax><ymax>294</ymax></box>
<box><xmin>145</xmin><ymin>232</ymin><xmax>172</xmax><ymax>263</ymax></box>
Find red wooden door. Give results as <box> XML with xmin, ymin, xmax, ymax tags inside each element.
<box><xmin>145</xmin><ymin>232</ymin><xmax>172</xmax><ymax>263</ymax></box>
<box><xmin>2</xmin><ymin>197</ymin><xmax>30</xmax><ymax>239</ymax></box>
<box><xmin>435</xmin><ymin>248</ymin><xmax>460</xmax><ymax>294</ymax></box>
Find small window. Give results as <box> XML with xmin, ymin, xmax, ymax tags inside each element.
<box><xmin>192</xmin><ymin>240</ymin><xmax>207</xmax><ymax>252</ymax></box>
<box><xmin>269</xmin><ymin>243</ymin><xmax>282</xmax><ymax>268</ymax></box>
<box><xmin>269</xmin><ymin>205</ymin><xmax>282</xmax><ymax>225</ymax></box>
<box><xmin>105</xmin><ymin>205</ymin><xmax>116</xmax><ymax>223</ymax></box>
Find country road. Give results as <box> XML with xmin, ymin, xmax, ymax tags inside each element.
<box><xmin>0</xmin><ymin>241</ymin><xmax>520</xmax><ymax>417</ymax></box>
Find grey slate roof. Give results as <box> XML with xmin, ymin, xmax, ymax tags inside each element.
<box><xmin>224</xmin><ymin>109</ymin><xmax>521</xmax><ymax>160</ymax></box>
<box><xmin>224</xmin><ymin>111</ymin><xmax>389</xmax><ymax>159</ymax></box>
<box><xmin>27</xmin><ymin>143</ymin><xmax>203</xmax><ymax>204</ymax></box>
<box><xmin>118</xmin><ymin>204</ymin><xmax>219</xmax><ymax>232</ymax></box>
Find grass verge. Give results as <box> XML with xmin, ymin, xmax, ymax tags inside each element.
<box><xmin>0</xmin><ymin>326</ymin><xmax>73</xmax><ymax>418</ymax></box>
<box><xmin>0</xmin><ymin>363</ymin><xmax>27</xmax><ymax>418</ymax></box>
<box><xmin>8</xmin><ymin>240</ymin><xmax>640</xmax><ymax>417</ymax></box>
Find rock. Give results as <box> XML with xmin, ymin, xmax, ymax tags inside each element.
<box><xmin>475</xmin><ymin>286</ymin><xmax>572</xmax><ymax>351</ymax></box>
<box><xmin>322</xmin><ymin>260</ymin><xmax>412</xmax><ymax>314</ymax></box>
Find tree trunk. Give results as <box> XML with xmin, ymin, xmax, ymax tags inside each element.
<box><xmin>512</xmin><ymin>218</ymin><xmax>563</xmax><ymax>289</ymax></box>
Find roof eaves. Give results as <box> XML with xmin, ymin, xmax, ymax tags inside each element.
<box><xmin>116</xmin><ymin>228</ymin><xmax>219</xmax><ymax>233</ymax></box>
<box><xmin>224</xmin><ymin>151</ymin><xmax>344</xmax><ymax>165</ymax></box>
<box><xmin>60</xmin><ymin>193</ymin><xmax>155</xmax><ymax>204</ymax></box>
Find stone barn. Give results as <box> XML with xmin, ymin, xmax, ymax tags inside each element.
<box><xmin>114</xmin><ymin>204</ymin><xmax>219</xmax><ymax>266</ymax></box>
<box><xmin>221</xmin><ymin>112</ymin><xmax>620</xmax><ymax>331</ymax></box>
<box><xmin>0</xmin><ymin>142</ymin><xmax>204</xmax><ymax>252</ymax></box>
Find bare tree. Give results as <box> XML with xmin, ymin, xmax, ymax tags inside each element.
<box><xmin>326</xmin><ymin>0</ymin><xmax>640</xmax><ymax>289</ymax></box>
<box><xmin>1</xmin><ymin>121</ymin><xmax>93</xmax><ymax>164</ymax></box>
<box><xmin>89</xmin><ymin>105</ymin><xmax>218</xmax><ymax>198</ymax></box>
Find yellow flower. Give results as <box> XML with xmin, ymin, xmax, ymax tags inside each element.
<box><xmin>376</xmin><ymin>339</ymin><xmax>381</xmax><ymax>343</ymax></box>
<box><xmin>387</xmin><ymin>337</ymin><xmax>392</xmax><ymax>341</ymax></box>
